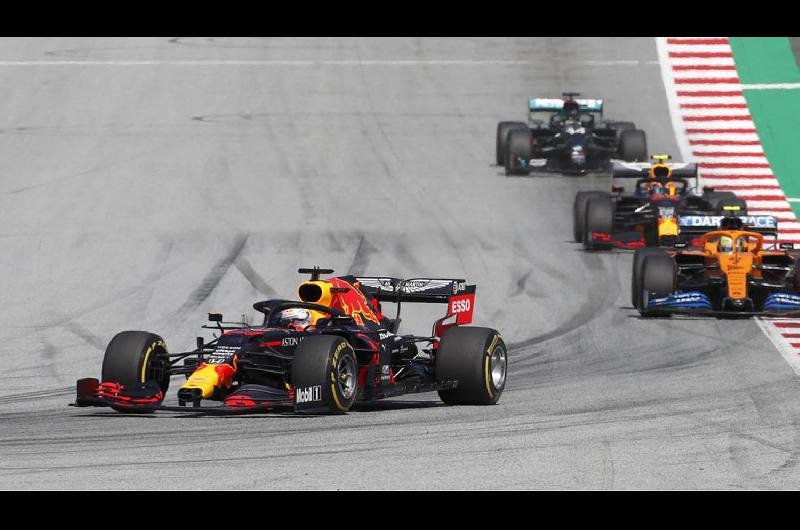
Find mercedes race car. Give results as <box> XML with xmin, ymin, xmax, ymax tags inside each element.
<box><xmin>73</xmin><ymin>268</ymin><xmax>507</xmax><ymax>414</ymax></box>
<box><xmin>574</xmin><ymin>155</ymin><xmax>749</xmax><ymax>250</ymax></box>
<box><xmin>497</xmin><ymin>93</ymin><xmax>647</xmax><ymax>175</ymax></box>
<box><xmin>633</xmin><ymin>215</ymin><xmax>800</xmax><ymax>316</ymax></box>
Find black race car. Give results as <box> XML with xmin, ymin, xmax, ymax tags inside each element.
<box><xmin>573</xmin><ymin>156</ymin><xmax>749</xmax><ymax>250</ymax></box>
<box><xmin>73</xmin><ymin>267</ymin><xmax>507</xmax><ymax>414</ymax></box>
<box><xmin>497</xmin><ymin>93</ymin><xmax>647</xmax><ymax>175</ymax></box>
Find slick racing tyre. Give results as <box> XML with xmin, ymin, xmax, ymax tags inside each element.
<box><xmin>292</xmin><ymin>335</ymin><xmax>358</xmax><ymax>414</ymax></box>
<box><xmin>496</xmin><ymin>121</ymin><xmax>528</xmax><ymax>166</ymax></box>
<box><xmin>632</xmin><ymin>248</ymin><xmax>667</xmax><ymax>308</ymax></box>
<box><xmin>582</xmin><ymin>196</ymin><xmax>614</xmax><ymax>250</ymax></box>
<box><xmin>436</xmin><ymin>327</ymin><xmax>506</xmax><ymax>405</ymax></box>
<box><xmin>102</xmin><ymin>331</ymin><xmax>170</xmax><ymax>394</ymax></box>
<box><xmin>638</xmin><ymin>255</ymin><xmax>676</xmax><ymax>317</ymax></box>
<box><xmin>505</xmin><ymin>128</ymin><xmax>532</xmax><ymax>175</ymax></box>
<box><xmin>574</xmin><ymin>191</ymin><xmax>610</xmax><ymax>242</ymax></box>
<box><xmin>619</xmin><ymin>129</ymin><xmax>647</xmax><ymax>162</ymax></box>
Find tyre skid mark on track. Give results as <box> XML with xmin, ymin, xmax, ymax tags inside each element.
<box><xmin>233</xmin><ymin>257</ymin><xmax>279</xmax><ymax>298</ymax></box>
<box><xmin>508</xmin><ymin>251</ymin><xmax>616</xmax><ymax>356</ymax></box>
<box><xmin>0</xmin><ymin>387</ymin><xmax>74</xmax><ymax>405</ymax></box>
<box><xmin>346</xmin><ymin>234</ymin><xmax>378</xmax><ymax>277</ymax></box>
<box><xmin>175</xmin><ymin>234</ymin><xmax>249</xmax><ymax>314</ymax></box>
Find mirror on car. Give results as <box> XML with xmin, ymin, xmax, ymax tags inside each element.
<box><xmin>208</xmin><ymin>313</ymin><xmax>223</xmax><ymax>322</ymax></box>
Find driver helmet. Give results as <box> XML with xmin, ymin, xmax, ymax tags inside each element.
<box><xmin>736</xmin><ymin>237</ymin><xmax>749</xmax><ymax>252</ymax></box>
<box><xmin>718</xmin><ymin>235</ymin><xmax>734</xmax><ymax>253</ymax></box>
<box><xmin>563</xmin><ymin>99</ymin><xmax>580</xmax><ymax>118</ymax></box>
<box><xmin>278</xmin><ymin>308</ymin><xmax>312</xmax><ymax>330</ymax></box>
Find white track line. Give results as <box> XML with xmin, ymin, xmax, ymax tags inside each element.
<box><xmin>755</xmin><ymin>320</ymin><xmax>800</xmax><ymax>375</ymax></box>
<box><xmin>741</xmin><ymin>83</ymin><xmax>800</xmax><ymax>90</ymax></box>
<box><xmin>0</xmin><ymin>59</ymin><xmax>664</xmax><ymax>67</ymax></box>
<box><xmin>0</xmin><ymin>59</ymin><xmax>548</xmax><ymax>66</ymax></box>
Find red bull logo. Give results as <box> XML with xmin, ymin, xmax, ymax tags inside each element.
<box><xmin>298</xmin><ymin>277</ymin><xmax>382</xmax><ymax>327</ymax></box>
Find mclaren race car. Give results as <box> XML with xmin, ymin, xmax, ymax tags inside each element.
<box><xmin>574</xmin><ymin>155</ymin><xmax>749</xmax><ymax>250</ymax></box>
<box><xmin>497</xmin><ymin>93</ymin><xmax>647</xmax><ymax>175</ymax></box>
<box><xmin>73</xmin><ymin>268</ymin><xmax>507</xmax><ymax>414</ymax></box>
<box><xmin>633</xmin><ymin>215</ymin><xmax>800</xmax><ymax>316</ymax></box>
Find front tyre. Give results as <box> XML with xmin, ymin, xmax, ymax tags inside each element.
<box><xmin>582</xmin><ymin>196</ymin><xmax>614</xmax><ymax>250</ymax></box>
<box><xmin>631</xmin><ymin>248</ymin><xmax>666</xmax><ymax>308</ymax></box>
<box><xmin>101</xmin><ymin>331</ymin><xmax>170</xmax><ymax>394</ymax></box>
<box><xmin>574</xmin><ymin>191</ymin><xmax>610</xmax><ymax>242</ymax></box>
<box><xmin>505</xmin><ymin>128</ymin><xmax>532</xmax><ymax>176</ymax></box>
<box><xmin>638</xmin><ymin>255</ymin><xmax>676</xmax><ymax>317</ymax></box>
<box><xmin>436</xmin><ymin>327</ymin><xmax>507</xmax><ymax>405</ymax></box>
<box><xmin>496</xmin><ymin>121</ymin><xmax>528</xmax><ymax>165</ymax></box>
<box><xmin>292</xmin><ymin>335</ymin><xmax>358</xmax><ymax>414</ymax></box>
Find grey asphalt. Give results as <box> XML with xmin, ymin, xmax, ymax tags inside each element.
<box><xmin>1</xmin><ymin>37</ymin><xmax>799</xmax><ymax>490</ymax></box>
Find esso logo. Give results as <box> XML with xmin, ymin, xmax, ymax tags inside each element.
<box><xmin>451</xmin><ymin>298</ymin><xmax>471</xmax><ymax>314</ymax></box>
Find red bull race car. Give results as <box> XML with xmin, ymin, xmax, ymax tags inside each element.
<box><xmin>73</xmin><ymin>267</ymin><xmax>507</xmax><ymax>414</ymax></box>
<box><xmin>573</xmin><ymin>155</ymin><xmax>749</xmax><ymax>250</ymax></box>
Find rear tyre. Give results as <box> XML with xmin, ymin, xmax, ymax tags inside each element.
<box><xmin>496</xmin><ymin>121</ymin><xmax>528</xmax><ymax>165</ymax></box>
<box><xmin>436</xmin><ymin>327</ymin><xmax>506</xmax><ymax>405</ymax></box>
<box><xmin>505</xmin><ymin>128</ymin><xmax>532</xmax><ymax>176</ymax></box>
<box><xmin>582</xmin><ymin>197</ymin><xmax>614</xmax><ymax>249</ymax></box>
<box><xmin>631</xmin><ymin>248</ymin><xmax>666</xmax><ymax>308</ymax></box>
<box><xmin>102</xmin><ymin>331</ymin><xmax>170</xmax><ymax>394</ymax></box>
<box><xmin>619</xmin><ymin>129</ymin><xmax>647</xmax><ymax>161</ymax></box>
<box><xmin>638</xmin><ymin>255</ymin><xmax>676</xmax><ymax>317</ymax></box>
<box><xmin>292</xmin><ymin>335</ymin><xmax>358</xmax><ymax>414</ymax></box>
<box><xmin>573</xmin><ymin>191</ymin><xmax>610</xmax><ymax>242</ymax></box>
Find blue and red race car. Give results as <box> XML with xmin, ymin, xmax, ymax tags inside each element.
<box><xmin>73</xmin><ymin>267</ymin><xmax>507</xmax><ymax>414</ymax></box>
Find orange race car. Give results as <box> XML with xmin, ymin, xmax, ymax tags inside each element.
<box><xmin>633</xmin><ymin>216</ymin><xmax>800</xmax><ymax>316</ymax></box>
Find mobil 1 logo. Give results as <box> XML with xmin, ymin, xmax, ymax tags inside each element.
<box><xmin>295</xmin><ymin>385</ymin><xmax>322</xmax><ymax>404</ymax></box>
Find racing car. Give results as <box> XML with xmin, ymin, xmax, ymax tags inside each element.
<box><xmin>73</xmin><ymin>267</ymin><xmax>507</xmax><ymax>414</ymax></box>
<box><xmin>574</xmin><ymin>155</ymin><xmax>749</xmax><ymax>251</ymax></box>
<box><xmin>497</xmin><ymin>93</ymin><xmax>647</xmax><ymax>175</ymax></box>
<box><xmin>633</xmin><ymin>215</ymin><xmax>800</xmax><ymax>316</ymax></box>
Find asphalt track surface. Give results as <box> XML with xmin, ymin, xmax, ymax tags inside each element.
<box><xmin>1</xmin><ymin>37</ymin><xmax>799</xmax><ymax>490</ymax></box>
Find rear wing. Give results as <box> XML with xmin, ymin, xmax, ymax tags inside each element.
<box><xmin>355</xmin><ymin>276</ymin><xmax>476</xmax><ymax>334</ymax></box>
<box><xmin>611</xmin><ymin>161</ymin><xmax>699</xmax><ymax>179</ymax></box>
<box><xmin>678</xmin><ymin>215</ymin><xmax>779</xmax><ymax>238</ymax></box>
<box><xmin>355</xmin><ymin>277</ymin><xmax>474</xmax><ymax>303</ymax></box>
<box><xmin>611</xmin><ymin>161</ymin><xmax>699</xmax><ymax>193</ymax></box>
<box><xmin>528</xmin><ymin>97</ymin><xmax>603</xmax><ymax>113</ymax></box>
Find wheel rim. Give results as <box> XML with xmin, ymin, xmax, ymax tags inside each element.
<box><xmin>490</xmin><ymin>345</ymin><xmax>507</xmax><ymax>389</ymax></box>
<box><xmin>145</xmin><ymin>350</ymin><xmax>168</xmax><ymax>388</ymax></box>
<box><xmin>336</xmin><ymin>354</ymin><xmax>357</xmax><ymax>400</ymax></box>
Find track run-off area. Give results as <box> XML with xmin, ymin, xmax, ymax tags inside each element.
<box><xmin>1</xmin><ymin>37</ymin><xmax>800</xmax><ymax>490</ymax></box>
